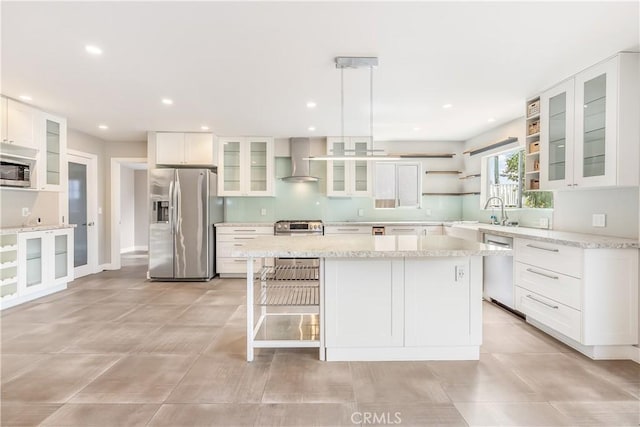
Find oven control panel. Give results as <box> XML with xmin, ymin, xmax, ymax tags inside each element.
<box><xmin>274</xmin><ymin>220</ymin><xmax>323</xmax><ymax>235</ymax></box>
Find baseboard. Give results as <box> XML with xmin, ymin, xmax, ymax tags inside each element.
<box><xmin>99</xmin><ymin>263</ymin><xmax>114</xmax><ymax>271</ymax></box>
<box><xmin>133</xmin><ymin>245</ymin><xmax>148</xmax><ymax>251</ymax></box>
<box><xmin>632</xmin><ymin>345</ymin><xmax>640</xmax><ymax>364</ymax></box>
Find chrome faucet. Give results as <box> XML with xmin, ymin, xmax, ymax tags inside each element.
<box><xmin>484</xmin><ymin>196</ymin><xmax>508</xmax><ymax>225</ymax></box>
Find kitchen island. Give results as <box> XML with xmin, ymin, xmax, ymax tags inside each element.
<box><xmin>233</xmin><ymin>234</ymin><xmax>511</xmax><ymax>362</ymax></box>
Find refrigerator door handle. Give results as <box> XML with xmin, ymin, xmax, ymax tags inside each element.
<box><xmin>169</xmin><ymin>179</ymin><xmax>175</xmax><ymax>234</ymax></box>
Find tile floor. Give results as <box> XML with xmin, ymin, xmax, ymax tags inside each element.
<box><xmin>1</xmin><ymin>261</ymin><xmax>639</xmax><ymax>426</ymax></box>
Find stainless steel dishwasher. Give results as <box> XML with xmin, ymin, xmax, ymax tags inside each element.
<box><xmin>482</xmin><ymin>233</ymin><xmax>515</xmax><ymax>310</ymax></box>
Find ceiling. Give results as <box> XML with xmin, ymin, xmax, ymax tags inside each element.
<box><xmin>2</xmin><ymin>2</ymin><xmax>638</xmax><ymax>142</ymax></box>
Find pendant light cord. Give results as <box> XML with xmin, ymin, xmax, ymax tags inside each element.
<box><xmin>370</xmin><ymin>65</ymin><xmax>374</xmax><ymax>150</ymax></box>
<box><xmin>341</xmin><ymin>68</ymin><xmax>345</xmax><ymax>148</ymax></box>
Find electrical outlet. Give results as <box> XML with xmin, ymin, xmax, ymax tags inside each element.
<box><xmin>21</xmin><ymin>208</ymin><xmax>30</xmax><ymax>217</ymax></box>
<box><xmin>455</xmin><ymin>265</ymin><xmax>466</xmax><ymax>282</ymax></box>
<box><xmin>260</xmin><ymin>208</ymin><xmax>267</xmax><ymax>216</ymax></box>
<box><xmin>358</xmin><ymin>209</ymin><xmax>364</xmax><ymax>217</ymax></box>
<box><xmin>592</xmin><ymin>213</ymin><xmax>606</xmax><ymax>227</ymax></box>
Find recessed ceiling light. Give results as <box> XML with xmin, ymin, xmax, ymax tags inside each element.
<box><xmin>161</xmin><ymin>98</ymin><xmax>173</xmax><ymax>105</ymax></box>
<box><xmin>487</xmin><ymin>117</ymin><xmax>496</xmax><ymax>123</ymax></box>
<box><xmin>413</xmin><ymin>127</ymin><xmax>421</xmax><ymax>131</ymax></box>
<box><xmin>306</xmin><ymin>101</ymin><xmax>317</xmax><ymax>109</ymax></box>
<box><xmin>98</xmin><ymin>124</ymin><xmax>108</xmax><ymax>130</ymax></box>
<box><xmin>442</xmin><ymin>104</ymin><xmax>452</xmax><ymax>109</ymax></box>
<box><xmin>19</xmin><ymin>95</ymin><xmax>32</xmax><ymax>101</ymax></box>
<box><xmin>308</xmin><ymin>126</ymin><xmax>316</xmax><ymax>132</ymax></box>
<box><xmin>85</xmin><ymin>45</ymin><xmax>103</xmax><ymax>55</ymax></box>
<box><xmin>201</xmin><ymin>125</ymin><xmax>209</xmax><ymax>131</ymax></box>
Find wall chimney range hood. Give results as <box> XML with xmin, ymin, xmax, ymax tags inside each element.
<box><xmin>281</xmin><ymin>138</ymin><xmax>319</xmax><ymax>183</ymax></box>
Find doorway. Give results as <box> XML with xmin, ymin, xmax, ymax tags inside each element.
<box><xmin>110</xmin><ymin>157</ymin><xmax>148</xmax><ymax>270</ymax></box>
<box><xmin>67</xmin><ymin>150</ymin><xmax>99</xmax><ymax>278</ymax></box>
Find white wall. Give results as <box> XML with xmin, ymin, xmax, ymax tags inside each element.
<box><xmin>553</xmin><ymin>188</ymin><xmax>638</xmax><ymax>239</ymax></box>
<box><xmin>119</xmin><ymin>166</ymin><xmax>135</xmax><ymax>253</ymax></box>
<box><xmin>0</xmin><ymin>191</ymin><xmax>60</xmax><ymax>228</ymax></box>
<box><xmin>134</xmin><ymin>170</ymin><xmax>148</xmax><ymax>249</ymax></box>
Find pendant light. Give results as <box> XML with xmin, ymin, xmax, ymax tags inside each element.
<box><xmin>305</xmin><ymin>56</ymin><xmax>400</xmax><ymax>161</ymax></box>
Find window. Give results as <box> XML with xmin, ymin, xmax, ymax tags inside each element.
<box><xmin>482</xmin><ymin>148</ymin><xmax>553</xmax><ymax>209</ymax></box>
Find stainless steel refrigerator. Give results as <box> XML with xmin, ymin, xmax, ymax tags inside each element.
<box><xmin>148</xmin><ymin>168</ymin><xmax>223</xmax><ymax>280</ymax></box>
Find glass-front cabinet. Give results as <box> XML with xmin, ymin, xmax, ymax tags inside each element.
<box><xmin>38</xmin><ymin>113</ymin><xmax>67</xmax><ymax>191</ymax></box>
<box><xmin>538</xmin><ymin>53</ymin><xmax>638</xmax><ymax>190</ymax></box>
<box><xmin>218</xmin><ymin>137</ymin><xmax>274</xmax><ymax>196</ymax></box>
<box><xmin>540</xmin><ymin>79</ymin><xmax>574</xmax><ymax>190</ymax></box>
<box><xmin>326</xmin><ymin>136</ymin><xmax>372</xmax><ymax>197</ymax></box>
<box><xmin>14</xmin><ymin>229</ymin><xmax>73</xmax><ymax>304</ymax></box>
<box><xmin>248</xmin><ymin>139</ymin><xmax>268</xmax><ymax>192</ymax></box>
<box><xmin>573</xmin><ymin>58</ymin><xmax>617</xmax><ymax>187</ymax></box>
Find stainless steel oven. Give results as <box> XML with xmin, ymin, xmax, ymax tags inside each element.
<box><xmin>274</xmin><ymin>220</ymin><xmax>323</xmax><ymax>279</ymax></box>
<box><xmin>0</xmin><ymin>159</ymin><xmax>31</xmax><ymax>188</ymax></box>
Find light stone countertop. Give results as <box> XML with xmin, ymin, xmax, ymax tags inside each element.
<box><xmin>214</xmin><ymin>222</ymin><xmax>275</xmax><ymax>227</ymax></box>
<box><xmin>215</xmin><ymin>220</ymin><xmax>638</xmax><ymax>249</ymax></box>
<box><xmin>450</xmin><ymin>223</ymin><xmax>639</xmax><ymax>249</ymax></box>
<box><xmin>326</xmin><ymin>221</ymin><xmax>446</xmax><ymax>226</ymax></box>
<box><xmin>232</xmin><ymin>234</ymin><xmax>512</xmax><ymax>258</ymax></box>
<box><xmin>0</xmin><ymin>224</ymin><xmax>76</xmax><ymax>235</ymax></box>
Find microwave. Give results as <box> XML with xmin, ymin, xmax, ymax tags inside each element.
<box><xmin>0</xmin><ymin>160</ymin><xmax>31</xmax><ymax>187</ymax></box>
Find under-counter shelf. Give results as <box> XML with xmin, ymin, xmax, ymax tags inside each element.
<box><xmin>248</xmin><ymin>262</ymin><xmax>323</xmax><ymax>360</ymax></box>
<box><xmin>256</xmin><ymin>265</ymin><xmax>319</xmax><ymax>306</ymax></box>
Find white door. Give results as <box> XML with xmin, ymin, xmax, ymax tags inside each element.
<box><xmin>68</xmin><ymin>151</ymin><xmax>98</xmax><ymax>278</ymax></box>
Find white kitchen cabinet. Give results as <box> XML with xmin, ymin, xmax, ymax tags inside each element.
<box><xmin>444</xmin><ymin>225</ymin><xmax>480</xmax><ymax>242</ymax></box>
<box><xmin>539</xmin><ymin>53</ymin><xmax>639</xmax><ymax>190</ymax></box>
<box><xmin>155</xmin><ymin>132</ymin><xmax>216</xmax><ymax>166</ymax></box>
<box><xmin>422</xmin><ymin>225</ymin><xmax>443</xmax><ymax>235</ymax></box>
<box><xmin>539</xmin><ymin>79</ymin><xmax>575</xmax><ymax>190</ymax></box>
<box><xmin>1</xmin><ymin>228</ymin><xmax>73</xmax><ymax>310</ymax></box>
<box><xmin>374</xmin><ymin>162</ymin><xmax>421</xmax><ymax>208</ymax></box>
<box><xmin>323</xmin><ymin>225</ymin><xmax>372</xmax><ymax>235</ymax></box>
<box><xmin>324</xmin><ymin>256</ymin><xmax>483</xmax><ymax>360</ymax></box>
<box><xmin>326</xmin><ymin>137</ymin><xmax>372</xmax><ymax>197</ymax></box>
<box><xmin>384</xmin><ymin>226</ymin><xmax>422</xmax><ymax>235</ymax></box>
<box><xmin>37</xmin><ymin>112</ymin><xmax>67</xmax><ymax>191</ymax></box>
<box><xmin>216</xmin><ymin>225</ymin><xmax>273</xmax><ymax>277</ymax></box>
<box><xmin>514</xmin><ymin>237</ymin><xmax>638</xmax><ymax>358</ymax></box>
<box><xmin>405</xmin><ymin>258</ymin><xmax>472</xmax><ymax>346</ymax></box>
<box><xmin>218</xmin><ymin>137</ymin><xmax>274</xmax><ymax>197</ymax></box>
<box><xmin>325</xmin><ymin>258</ymin><xmax>404</xmax><ymax>348</ymax></box>
<box><xmin>1</xmin><ymin>98</ymin><xmax>38</xmax><ymax>149</ymax></box>
<box><xmin>0</xmin><ymin>234</ymin><xmax>19</xmax><ymax>302</ymax></box>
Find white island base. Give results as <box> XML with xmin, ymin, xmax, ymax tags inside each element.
<box><xmin>323</xmin><ymin>256</ymin><xmax>483</xmax><ymax>361</ymax></box>
<box><xmin>240</xmin><ymin>234</ymin><xmax>510</xmax><ymax>362</ymax></box>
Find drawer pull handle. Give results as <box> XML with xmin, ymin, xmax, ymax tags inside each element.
<box><xmin>487</xmin><ymin>240</ymin><xmax>511</xmax><ymax>247</ymax></box>
<box><xmin>526</xmin><ymin>294</ymin><xmax>559</xmax><ymax>309</ymax></box>
<box><xmin>234</xmin><ymin>237</ymin><xmax>255</xmax><ymax>240</ymax></box>
<box><xmin>233</xmin><ymin>244</ymin><xmax>243</xmax><ymax>246</ymax></box>
<box><xmin>526</xmin><ymin>268</ymin><xmax>559</xmax><ymax>280</ymax></box>
<box><xmin>526</xmin><ymin>244</ymin><xmax>559</xmax><ymax>252</ymax></box>
<box><xmin>337</xmin><ymin>228</ymin><xmax>359</xmax><ymax>231</ymax></box>
<box><xmin>234</xmin><ymin>229</ymin><xmax>256</xmax><ymax>232</ymax></box>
